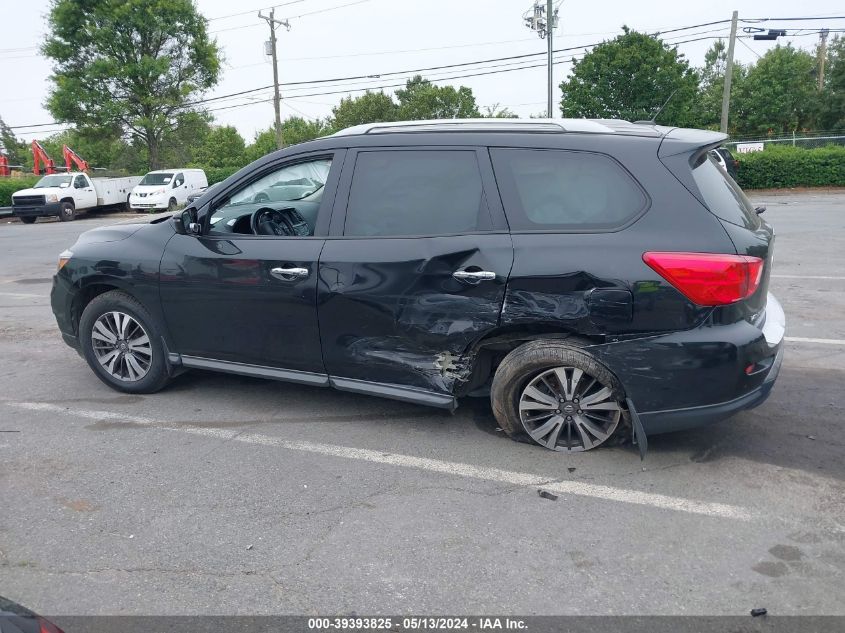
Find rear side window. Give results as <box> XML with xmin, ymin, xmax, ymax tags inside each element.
<box><xmin>491</xmin><ymin>149</ymin><xmax>647</xmax><ymax>231</ymax></box>
<box><xmin>691</xmin><ymin>154</ymin><xmax>759</xmax><ymax>229</ymax></box>
<box><xmin>343</xmin><ymin>150</ymin><xmax>491</xmax><ymax>237</ymax></box>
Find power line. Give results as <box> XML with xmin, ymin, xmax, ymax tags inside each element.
<box><xmin>2</xmin><ymin>29</ymin><xmax>743</xmax><ymax>129</ymax></box>
<box><xmin>210</xmin><ymin>0</ymin><xmax>371</xmax><ymax>34</ymax></box>
<box><xmin>741</xmin><ymin>15</ymin><xmax>845</xmax><ymax>22</ymax></box>
<box><xmin>207</xmin><ymin>0</ymin><xmax>306</xmax><ymax>22</ymax></box>
<box><xmin>6</xmin><ymin>14</ymin><xmax>837</xmax><ymax>130</ymax></box>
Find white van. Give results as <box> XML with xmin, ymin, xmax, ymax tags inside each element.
<box><xmin>129</xmin><ymin>168</ymin><xmax>208</xmax><ymax>212</ymax></box>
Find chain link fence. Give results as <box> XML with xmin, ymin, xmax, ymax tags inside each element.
<box><xmin>725</xmin><ymin>130</ymin><xmax>845</xmax><ymax>151</ymax></box>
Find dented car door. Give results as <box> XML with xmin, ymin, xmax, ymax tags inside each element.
<box><xmin>317</xmin><ymin>146</ymin><xmax>513</xmax><ymax>398</ymax></box>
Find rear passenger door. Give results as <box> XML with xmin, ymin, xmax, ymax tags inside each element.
<box><xmin>317</xmin><ymin>147</ymin><xmax>513</xmax><ymax>397</ymax></box>
<box><xmin>490</xmin><ymin>147</ymin><xmax>649</xmax><ymax>334</ymax></box>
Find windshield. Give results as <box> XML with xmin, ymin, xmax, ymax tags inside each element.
<box><xmin>227</xmin><ymin>160</ymin><xmax>330</xmax><ymax>206</ymax></box>
<box><xmin>34</xmin><ymin>175</ymin><xmax>72</xmax><ymax>188</ymax></box>
<box><xmin>139</xmin><ymin>172</ymin><xmax>174</xmax><ymax>186</ymax></box>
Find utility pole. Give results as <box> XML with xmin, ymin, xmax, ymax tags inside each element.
<box><xmin>525</xmin><ymin>1</ymin><xmax>558</xmax><ymax>117</ymax></box>
<box><xmin>818</xmin><ymin>28</ymin><xmax>830</xmax><ymax>90</ymax></box>
<box><xmin>258</xmin><ymin>8</ymin><xmax>290</xmax><ymax>150</ymax></box>
<box><xmin>720</xmin><ymin>10</ymin><xmax>739</xmax><ymax>134</ymax></box>
<box><xmin>546</xmin><ymin>0</ymin><xmax>554</xmax><ymax>118</ymax></box>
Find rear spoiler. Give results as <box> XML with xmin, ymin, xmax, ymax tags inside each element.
<box><xmin>657</xmin><ymin>128</ymin><xmax>731</xmax><ymax>209</ymax></box>
<box><xmin>657</xmin><ymin>128</ymin><xmax>728</xmax><ymax>158</ymax></box>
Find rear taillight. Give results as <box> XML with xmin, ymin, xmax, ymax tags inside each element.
<box><xmin>643</xmin><ymin>252</ymin><xmax>764</xmax><ymax>306</ymax></box>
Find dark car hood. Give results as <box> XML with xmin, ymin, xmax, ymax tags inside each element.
<box><xmin>76</xmin><ymin>213</ymin><xmax>174</xmax><ymax>245</ymax></box>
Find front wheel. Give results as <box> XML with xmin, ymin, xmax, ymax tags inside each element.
<box><xmin>491</xmin><ymin>340</ymin><xmax>626</xmax><ymax>452</ymax></box>
<box><xmin>79</xmin><ymin>290</ymin><xmax>170</xmax><ymax>393</ymax></box>
<box><xmin>58</xmin><ymin>201</ymin><xmax>76</xmax><ymax>222</ymax></box>
<box><xmin>167</xmin><ymin>198</ymin><xmax>177</xmax><ymax>212</ymax></box>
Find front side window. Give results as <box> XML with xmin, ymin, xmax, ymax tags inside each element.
<box><xmin>173</xmin><ymin>173</ymin><xmax>184</xmax><ymax>188</ymax></box>
<box><xmin>209</xmin><ymin>158</ymin><xmax>332</xmax><ymax>237</ymax></box>
<box><xmin>224</xmin><ymin>160</ymin><xmax>330</xmax><ymax>207</ymax></box>
<box><xmin>343</xmin><ymin>150</ymin><xmax>491</xmax><ymax>237</ymax></box>
<box><xmin>491</xmin><ymin>149</ymin><xmax>647</xmax><ymax>231</ymax></box>
<box><xmin>74</xmin><ymin>175</ymin><xmax>88</xmax><ymax>189</ymax></box>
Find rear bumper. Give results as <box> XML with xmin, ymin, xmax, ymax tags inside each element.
<box><xmin>637</xmin><ymin>344</ymin><xmax>782</xmax><ymax>434</ymax></box>
<box><xmin>590</xmin><ymin>293</ymin><xmax>785</xmax><ymax>435</ymax></box>
<box><xmin>13</xmin><ymin>202</ymin><xmax>62</xmax><ymax>217</ymax></box>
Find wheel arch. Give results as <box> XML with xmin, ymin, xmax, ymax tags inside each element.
<box><xmin>71</xmin><ymin>278</ymin><xmax>142</xmax><ymax>334</ymax></box>
<box><xmin>454</xmin><ymin>325</ymin><xmax>600</xmax><ymax>396</ymax></box>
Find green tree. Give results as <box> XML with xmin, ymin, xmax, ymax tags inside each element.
<box><xmin>157</xmin><ymin>111</ymin><xmax>212</xmax><ymax>168</ymax></box>
<box><xmin>245</xmin><ymin>117</ymin><xmax>330</xmax><ymax>163</ymax></box>
<box><xmin>559</xmin><ymin>27</ymin><xmax>700</xmax><ymax>126</ymax></box>
<box><xmin>39</xmin><ymin>126</ymin><xmax>131</xmax><ymax>172</ymax></box>
<box><xmin>819</xmin><ymin>36</ymin><xmax>845</xmax><ymax>129</ymax></box>
<box><xmin>482</xmin><ymin>104</ymin><xmax>518</xmax><ymax>118</ymax></box>
<box><xmin>0</xmin><ymin>116</ymin><xmax>27</xmax><ymax>168</ymax></box>
<box><xmin>192</xmin><ymin>126</ymin><xmax>246</xmax><ymax>170</ymax></box>
<box><xmin>43</xmin><ymin>0</ymin><xmax>221</xmax><ymax>169</ymax></box>
<box><xmin>696</xmin><ymin>40</ymin><xmax>747</xmax><ymax>131</ymax></box>
<box><xmin>732</xmin><ymin>44</ymin><xmax>817</xmax><ymax>135</ymax></box>
<box><xmin>281</xmin><ymin>117</ymin><xmax>331</xmax><ymax>146</ymax></box>
<box><xmin>395</xmin><ymin>75</ymin><xmax>480</xmax><ymax>120</ymax></box>
<box><xmin>246</xmin><ymin>129</ymin><xmax>278</xmax><ymax>163</ymax></box>
<box><xmin>330</xmin><ymin>91</ymin><xmax>399</xmax><ymax>131</ymax></box>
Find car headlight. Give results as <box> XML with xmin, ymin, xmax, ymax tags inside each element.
<box><xmin>46</xmin><ymin>194</ymin><xmax>58</xmax><ymax>203</ymax></box>
<box><xmin>57</xmin><ymin>249</ymin><xmax>73</xmax><ymax>271</ymax></box>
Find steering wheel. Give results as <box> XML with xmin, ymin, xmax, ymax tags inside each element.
<box><xmin>251</xmin><ymin>207</ymin><xmax>286</xmax><ymax>236</ymax></box>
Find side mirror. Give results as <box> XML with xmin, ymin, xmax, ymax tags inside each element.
<box><xmin>180</xmin><ymin>208</ymin><xmax>200</xmax><ymax>235</ymax></box>
<box><xmin>755</xmin><ymin>206</ymin><xmax>766</xmax><ymax>215</ymax></box>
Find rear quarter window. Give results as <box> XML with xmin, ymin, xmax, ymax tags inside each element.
<box><xmin>691</xmin><ymin>153</ymin><xmax>759</xmax><ymax>229</ymax></box>
<box><xmin>490</xmin><ymin>148</ymin><xmax>648</xmax><ymax>232</ymax></box>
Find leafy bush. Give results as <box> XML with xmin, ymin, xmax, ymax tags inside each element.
<box><xmin>0</xmin><ymin>176</ymin><xmax>39</xmax><ymax>206</ymax></box>
<box><xmin>736</xmin><ymin>145</ymin><xmax>845</xmax><ymax>189</ymax></box>
<box><xmin>205</xmin><ymin>166</ymin><xmax>241</xmax><ymax>186</ymax></box>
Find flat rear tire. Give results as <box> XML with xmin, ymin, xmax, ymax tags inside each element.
<box><xmin>491</xmin><ymin>340</ymin><xmax>626</xmax><ymax>452</ymax></box>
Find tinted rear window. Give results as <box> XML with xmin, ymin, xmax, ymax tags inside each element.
<box><xmin>490</xmin><ymin>149</ymin><xmax>647</xmax><ymax>231</ymax></box>
<box><xmin>344</xmin><ymin>150</ymin><xmax>491</xmax><ymax>237</ymax></box>
<box><xmin>691</xmin><ymin>154</ymin><xmax>759</xmax><ymax>229</ymax></box>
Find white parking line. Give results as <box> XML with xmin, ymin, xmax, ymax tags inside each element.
<box><xmin>785</xmin><ymin>336</ymin><xmax>845</xmax><ymax>346</ymax></box>
<box><xmin>6</xmin><ymin>401</ymin><xmax>753</xmax><ymax>522</ymax></box>
<box><xmin>771</xmin><ymin>274</ymin><xmax>845</xmax><ymax>280</ymax></box>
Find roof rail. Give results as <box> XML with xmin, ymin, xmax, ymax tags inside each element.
<box><xmin>331</xmin><ymin>118</ymin><xmax>625</xmax><ymax>137</ymax></box>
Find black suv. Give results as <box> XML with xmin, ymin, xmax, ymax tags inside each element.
<box><xmin>51</xmin><ymin>119</ymin><xmax>784</xmax><ymax>452</ymax></box>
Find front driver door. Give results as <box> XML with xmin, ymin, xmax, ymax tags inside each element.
<box><xmin>159</xmin><ymin>151</ymin><xmax>344</xmax><ymax>376</ymax></box>
<box><xmin>73</xmin><ymin>174</ymin><xmax>97</xmax><ymax>209</ymax></box>
<box><xmin>317</xmin><ymin>147</ymin><xmax>513</xmax><ymax>397</ymax></box>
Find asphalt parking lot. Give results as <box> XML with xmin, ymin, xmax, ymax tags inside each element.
<box><xmin>1</xmin><ymin>193</ymin><xmax>844</xmax><ymax>616</ymax></box>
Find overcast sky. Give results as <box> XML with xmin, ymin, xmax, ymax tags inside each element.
<box><xmin>2</xmin><ymin>0</ymin><xmax>842</xmax><ymax>142</ymax></box>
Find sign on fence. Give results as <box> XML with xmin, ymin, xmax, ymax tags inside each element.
<box><xmin>736</xmin><ymin>142</ymin><xmax>765</xmax><ymax>154</ymax></box>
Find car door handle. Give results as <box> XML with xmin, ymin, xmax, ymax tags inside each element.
<box><xmin>452</xmin><ymin>269</ymin><xmax>496</xmax><ymax>283</ymax></box>
<box><xmin>271</xmin><ymin>266</ymin><xmax>309</xmax><ymax>281</ymax></box>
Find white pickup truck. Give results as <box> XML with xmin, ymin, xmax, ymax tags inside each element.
<box><xmin>11</xmin><ymin>172</ymin><xmax>142</xmax><ymax>223</ymax></box>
